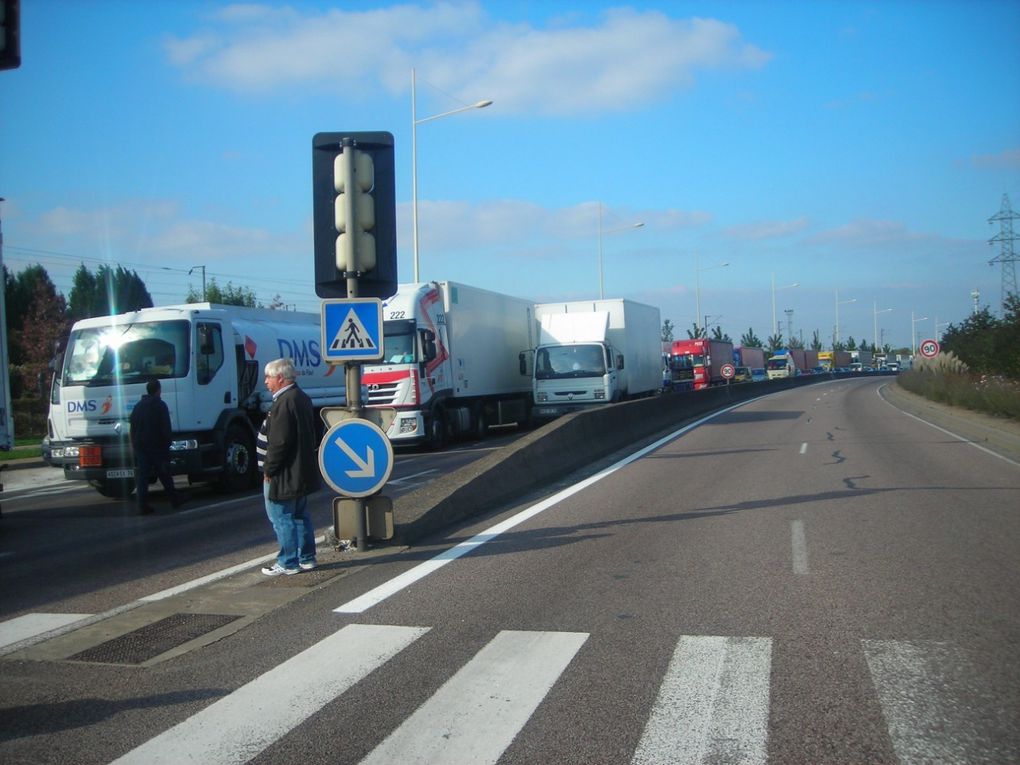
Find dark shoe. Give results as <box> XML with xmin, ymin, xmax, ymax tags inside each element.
<box><xmin>138</xmin><ymin>504</ymin><xmax>155</xmax><ymax>515</ymax></box>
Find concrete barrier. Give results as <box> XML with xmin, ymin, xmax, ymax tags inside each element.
<box><xmin>390</xmin><ymin>375</ymin><xmax>823</xmax><ymax>544</ymax></box>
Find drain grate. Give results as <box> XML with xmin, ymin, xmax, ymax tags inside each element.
<box><xmin>67</xmin><ymin>613</ymin><xmax>240</xmax><ymax>665</ymax></box>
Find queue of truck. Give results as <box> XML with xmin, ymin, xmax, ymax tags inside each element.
<box><xmin>44</xmin><ymin>280</ymin><xmax>886</xmax><ymax>499</ymax></box>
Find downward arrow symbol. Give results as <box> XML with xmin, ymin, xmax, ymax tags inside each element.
<box><xmin>336</xmin><ymin>437</ymin><xmax>376</xmax><ymax>478</ymax></box>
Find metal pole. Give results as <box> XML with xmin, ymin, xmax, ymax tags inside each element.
<box><xmin>411</xmin><ymin>69</ymin><xmax>420</xmax><ymax>283</ymax></box>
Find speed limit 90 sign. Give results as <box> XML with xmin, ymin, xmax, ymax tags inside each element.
<box><xmin>919</xmin><ymin>339</ymin><xmax>940</xmax><ymax>358</ymax></box>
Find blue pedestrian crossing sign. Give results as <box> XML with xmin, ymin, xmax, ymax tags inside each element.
<box><xmin>318</xmin><ymin>418</ymin><xmax>394</xmax><ymax>497</ymax></box>
<box><xmin>321</xmin><ymin>298</ymin><xmax>384</xmax><ymax>362</ymax></box>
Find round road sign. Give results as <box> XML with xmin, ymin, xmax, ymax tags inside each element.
<box><xmin>721</xmin><ymin>363</ymin><xmax>736</xmax><ymax>379</ymax></box>
<box><xmin>919</xmin><ymin>339</ymin><xmax>940</xmax><ymax>358</ymax></box>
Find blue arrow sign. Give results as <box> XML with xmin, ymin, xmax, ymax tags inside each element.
<box><xmin>321</xmin><ymin>298</ymin><xmax>384</xmax><ymax>362</ymax></box>
<box><xmin>318</xmin><ymin>418</ymin><xmax>394</xmax><ymax>497</ymax></box>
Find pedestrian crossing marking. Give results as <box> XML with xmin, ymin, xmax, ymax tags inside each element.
<box><xmin>329</xmin><ymin>307</ymin><xmax>377</xmax><ymax>351</ymax></box>
<box><xmin>633</xmin><ymin>635</ymin><xmax>771</xmax><ymax>765</ymax></box>
<box><xmin>109</xmin><ymin>624</ymin><xmax>429</xmax><ymax>765</ymax></box>
<box><xmin>85</xmin><ymin>626</ymin><xmax>1012</xmax><ymax>765</ymax></box>
<box><xmin>360</xmin><ymin>630</ymin><xmax>589</xmax><ymax>765</ymax></box>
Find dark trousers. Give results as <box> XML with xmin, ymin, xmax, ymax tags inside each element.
<box><xmin>135</xmin><ymin>449</ymin><xmax>177</xmax><ymax>507</ymax></box>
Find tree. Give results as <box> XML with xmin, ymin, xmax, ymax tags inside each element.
<box><xmin>268</xmin><ymin>293</ymin><xmax>287</xmax><ymax>311</ymax></box>
<box><xmin>68</xmin><ymin>264</ymin><xmax>153</xmax><ymax>318</ymax></box>
<box><xmin>788</xmin><ymin>336</ymin><xmax>804</xmax><ymax>349</ymax></box>
<box><xmin>685</xmin><ymin>322</ymin><xmax>706</xmax><ymax>339</ymax></box>
<box><xmin>661</xmin><ymin>319</ymin><xmax>674</xmax><ymax>343</ymax></box>
<box><xmin>710</xmin><ymin>325</ymin><xmax>732</xmax><ymax>343</ymax></box>
<box><xmin>845</xmin><ymin>336</ymin><xmax>858</xmax><ymax>351</ymax></box>
<box><xmin>740</xmin><ymin>327</ymin><xmax>763</xmax><ymax>348</ymax></box>
<box><xmin>767</xmin><ymin>332</ymin><xmax>784</xmax><ymax>353</ymax></box>
<box><xmin>810</xmin><ymin>330</ymin><xmax>823</xmax><ymax>351</ymax></box>
<box><xmin>5</xmin><ymin>264</ymin><xmax>61</xmax><ymax>365</ymax></box>
<box><xmin>188</xmin><ymin>278</ymin><xmax>260</xmax><ymax>307</ymax></box>
<box><xmin>20</xmin><ymin>279</ymin><xmax>68</xmax><ymax>397</ymax></box>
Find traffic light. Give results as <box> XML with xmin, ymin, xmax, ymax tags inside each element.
<box><xmin>313</xmin><ymin>132</ymin><xmax>396</xmax><ymax>300</ymax></box>
<box><xmin>0</xmin><ymin>0</ymin><xmax>21</xmax><ymax>71</ymax></box>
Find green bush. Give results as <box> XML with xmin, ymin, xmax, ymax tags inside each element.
<box><xmin>898</xmin><ymin>358</ymin><xmax>1020</xmax><ymax>421</ymax></box>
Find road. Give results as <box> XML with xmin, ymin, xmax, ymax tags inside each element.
<box><xmin>1</xmin><ymin>377</ymin><xmax>1017</xmax><ymax>764</ymax></box>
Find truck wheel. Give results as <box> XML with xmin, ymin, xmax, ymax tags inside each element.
<box><xmin>218</xmin><ymin>425</ymin><xmax>255</xmax><ymax>492</ymax></box>
<box><xmin>90</xmin><ymin>479</ymin><xmax>135</xmax><ymax>500</ymax></box>
<box><xmin>426</xmin><ymin>408</ymin><xmax>448</xmax><ymax>450</ymax></box>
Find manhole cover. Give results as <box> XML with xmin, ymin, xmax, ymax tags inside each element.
<box><xmin>68</xmin><ymin>613</ymin><xmax>240</xmax><ymax>665</ymax></box>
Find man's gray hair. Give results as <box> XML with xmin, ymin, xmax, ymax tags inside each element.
<box><xmin>265</xmin><ymin>357</ymin><xmax>297</xmax><ymax>381</ymax></box>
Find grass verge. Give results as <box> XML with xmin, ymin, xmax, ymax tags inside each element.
<box><xmin>897</xmin><ymin>369</ymin><xmax>1020</xmax><ymax>420</ymax></box>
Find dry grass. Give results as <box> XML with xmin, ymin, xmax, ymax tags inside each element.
<box><xmin>898</xmin><ymin>351</ymin><xmax>1020</xmax><ymax>420</ymax></box>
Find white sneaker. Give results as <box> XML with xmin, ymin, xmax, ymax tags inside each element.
<box><xmin>299</xmin><ymin>561</ymin><xmax>317</xmax><ymax>571</ymax></box>
<box><xmin>261</xmin><ymin>563</ymin><xmax>299</xmax><ymax>576</ymax></box>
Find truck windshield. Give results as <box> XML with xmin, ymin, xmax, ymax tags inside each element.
<box><xmin>766</xmin><ymin>358</ymin><xmax>788</xmax><ymax>370</ymax></box>
<box><xmin>62</xmin><ymin>320</ymin><xmax>190</xmax><ymax>386</ymax></box>
<box><xmin>535</xmin><ymin>344</ymin><xmax>607</xmax><ymax>379</ymax></box>
<box><xmin>670</xmin><ymin>353</ymin><xmax>704</xmax><ymax>370</ymax></box>
<box><xmin>380</xmin><ymin>319</ymin><xmax>417</xmax><ymax>364</ymax></box>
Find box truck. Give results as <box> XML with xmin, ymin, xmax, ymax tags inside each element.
<box><xmin>668</xmin><ymin>338</ymin><xmax>735</xmax><ymax>390</ymax></box>
<box><xmin>766</xmin><ymin>347</ymin><xmax>809</xmax><ymax>379</ymax></box>
<box><xmin>48</xmin><ymin>304</ymin><xmax>341</xmax><ymax>498</ymax></box>
<box><xmin>532</xmin><ymin>299</ymin><xmax>661</xmax><ymax>417</ymax></box>
<box><xmin>363</xmin><ymin>281</ymin><xmax>536</xmax><ymax>446</ymax></box>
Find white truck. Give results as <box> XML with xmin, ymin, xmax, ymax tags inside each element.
<box><xmin>362</xmin><ymin>281</ymin><xmax>537</xmax><ymax>447</ymax></box>
<box><xmin>531</xmin><ymin>298</ymin><xmax>662</xmax><ymax>419</ymax></box>
<box><xmin>48</xmin><ymin>303</ymin><xmax>342</xmax><ymax>498</ymax></box>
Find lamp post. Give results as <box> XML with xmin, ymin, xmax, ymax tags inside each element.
<box><xmin>695</xmin><ymin>253</ymin><xmax>729</xmax><ymax>336</ymax></box>
<box><xmin>873</xmin><ymin>301</ymin><xmax>892</xmax><ymax>350</ymax></box>
<box><xmin>411</xmin><ymin>68</ymin><xmax>492</xmax><ymax>283</ymax></box>
<box><xmin>771</xmin><ymin>273</ymin><xmax>799</xmax><ymax>337</ymax></box>
<box><xmin>189</xmin><ymin>265</ymin><xmax>207</xmax><ymax>302</ymax></box>
<box><xmin>597</xmin><ymin>202</ymin><xmax>644</xmax><ymax>299</ymax></box>
<box><xmin>835</xmin><ymin>289</ymin><xmax>856</xmax><ymax>346</ymax></box>
<box><xmin>910</xmin><ymin>311</ymin><xmax>929</xmax><ymax>356</ymax></box>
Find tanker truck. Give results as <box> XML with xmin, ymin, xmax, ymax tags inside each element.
<box><xmin>47</xmin><ymin>303</ymin><xmax>342</xmax><ymax>498</ymax></box>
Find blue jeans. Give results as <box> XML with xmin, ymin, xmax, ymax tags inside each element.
<box><xmin>264</xmin><ymin>482</ymin><xmax>316</xmax><ymax>569</ymax></box>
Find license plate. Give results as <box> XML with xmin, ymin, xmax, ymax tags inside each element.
<box><xmin>106</xmin><ymin>469</ymin><xmax>134</xmax><ymax>479</ymax></box>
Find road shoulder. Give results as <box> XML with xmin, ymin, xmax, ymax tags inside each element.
<box><xmin>880</xmin><ymin>380</ymin><xmax>1020</xmax><ymax>465</ymax></box>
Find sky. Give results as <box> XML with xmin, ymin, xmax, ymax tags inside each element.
<box><xmin>2</xmin><ymin>0</ymin><xmax>1019</xmax><ymax>351</ymax></box>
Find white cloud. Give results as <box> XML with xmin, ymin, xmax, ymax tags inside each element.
<box><xmin>163</xmin><ymin>2</ymin><xmax>771</xmax><ymax>115</ymax></box>
<box><xmin>723</xmin><ymin>217</ymin><xmax>809</xmax><ymax>240</ymax></box>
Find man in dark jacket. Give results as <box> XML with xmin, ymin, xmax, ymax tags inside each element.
<box><xmin>260</xmin><ymin>357</ymin><xmax>321</xmax><ymax>576</ymax></box>
<box><xmin>129</xmin><ymin>379</ymin><xmax>182</xmax><ymax>514</ymax></box>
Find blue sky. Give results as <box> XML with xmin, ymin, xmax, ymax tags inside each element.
<box><xmin>2</xmin><ymin>0</ymin><xmax>1018</xmax><ymax>350</ymax></box>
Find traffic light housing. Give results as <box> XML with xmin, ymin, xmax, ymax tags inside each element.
<box><xmin>0</xmin><ymin>0</ymin><xmax>21</xmax><ymax>71</ymax></box>
<box><xmin>313</xmin><ymin>131</ymin><xmax>396</xmax><ymax>299</ymax></box>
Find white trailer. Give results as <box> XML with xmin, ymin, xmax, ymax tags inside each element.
<box><xmin>363</xmin><ymin>281</ymin><xmax>537</xmax><ymax>447</ymax></box>
<box><xmin>531</xmin><ymin>298</ymin><xmax>662</xmax><ymax>418</ymax></box>
<box><xmin>48</xmin><ymin>303</ymin><xmax>342</xmax><ymax>498</ymax></box>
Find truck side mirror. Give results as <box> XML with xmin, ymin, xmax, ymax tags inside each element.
<box><xmin>518</xmin><ymin>350</ymin><xmax>533</xmax><ymax>376</ymax></box>
<box><xmin>616</xmin><ymin>354</ymin><xmax>625</xmax><ymax>371</ymax></box>
<box><xmin>421</xmin><ymin>329</ymin><xmax>437</xmax><ymax>362</ymax></box>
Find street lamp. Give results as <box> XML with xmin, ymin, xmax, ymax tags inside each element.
<box><xmin>189</xmin><ymin>265</ymin><xmax>207</xmax><ymax>302</ymax></box>
<box><xmin>411</xmin><ymin>68</ymin><xmax>492</xmax><ymax>283</ymax></box>
<box><xmin>695</xmin><ymin>253</ymin><xmax>729</xmax><ymax>335</ymax></box>
<box><xmin>597</xmin><ymin>201</ymin><xmax>644</xmax><ymax>299</ymax></box>
<box><xmin>771</xmin><ymin>273</ymin><xmax>799</xmax><ymax>337</ymax></box>
<box><xmin>873</xmin><ymin>301</ymin><xmax>892</xmax><ymax>350</ymax></box>
<box><xmin>835</xmin><ymin>289</ymin><xmax>856</xmax><ymax>346</ymax></box>
<box><xmin>911</xmin><ymin>311</ymin><xmax>928</xmax><ymax>356</ymax></box>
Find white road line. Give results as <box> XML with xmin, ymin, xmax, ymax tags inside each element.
<box><xmin>0</xmin><ymin>613</ymin><xmax>94</xmax><ymax>650</ymax></box>
<box><xmin>877</xmin><ymin>384</ymin><xmax>1020</xmax><ymax>467</ymax></box>
<box><xmin>799</xmin><ymin>442</ymin><xmax>808</xmax><ymax>454</ymax></box>
<box><xmin>864</xmin><ymin>640</ymin><xmax>1008</xmax><ymax>764</ymax></box>
<box><xmin>388</xmin><ymin>468</ymin><xmax>439</xmax><ymax>485</ymax></box>
<box><xmin>335</xmin><ymin>397</ymin><xmax>762</xmax><ymax>614</ymax></box>
<box><xmin>790</xmin><ymin>520</ymin><xmax>809</xmax><ymax>575</ymax></box>
<box><xmin>110</xmin><ymin>624</ymin><xmax>428</xmax><ymax>765</ymax></box>
<box><xmin>633</xmin><ymin>635</ymin><xmax>772</xmax><ymax>765</ymax></box>
<box><xmin>361</xmin><ymin>630</ymin><xmax>588</xmax><ymax>765</ymax></box>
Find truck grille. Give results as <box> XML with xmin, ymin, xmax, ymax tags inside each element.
<box><xmin>367</xmin><ymin>382</ymin><xmax>401</xmax><ymax>405</ymax></box>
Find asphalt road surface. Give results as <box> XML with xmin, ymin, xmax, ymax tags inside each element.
<box><xmin>1</xmin><ymin>377</ymin><xmax>1017</xmax><ymax>764</ymax></box>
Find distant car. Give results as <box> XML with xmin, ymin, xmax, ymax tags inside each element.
<box><xmin>811</xmin><ymin>366</ymin><xmax>827</xmax><ymax>375</ymax></box>
<box><xmin>733</xmin><ymin>365</ymin><xmax>752</xmax><ymax>383</ymax></box>
<box><xmin>750</xmin><ymin>367</ymin><xmax>767</xmax><ymax>382</ymax></box>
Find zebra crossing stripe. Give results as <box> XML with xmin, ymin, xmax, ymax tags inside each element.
<box><xmin>633</xmin><ymin>635</ymin><xmax>772</xmax><ymax>765</ymax></box>
<box><xmin>863</xmin><ymin>639</ymin><xmax>1009</xmax><ymax>765</ymax></box>
<box><xmin>360</xmin><ymin>630</ymin><xmax>589</xmax><ymax>765</ymax></box>
<box><xmin>109</xmin><ymin>624</ymin><xmax>429</xmax><ymax>765</ymax></box>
